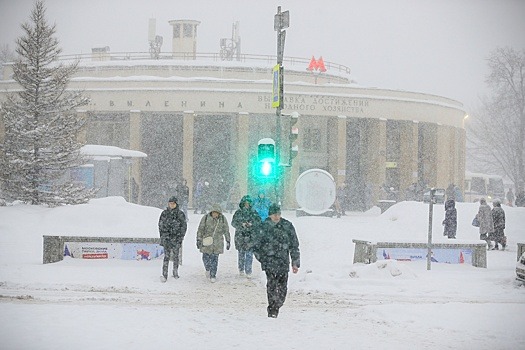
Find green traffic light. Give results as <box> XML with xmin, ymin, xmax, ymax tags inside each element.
<box><xmin>261</xmin><ymin>160</ymin><xmax>272</xmax><ymax>176</ymax></box>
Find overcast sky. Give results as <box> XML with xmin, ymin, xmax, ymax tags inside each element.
<box><xmin>1</xmin><ymin>0</ymin><xmax>524</xmax><ymax>111</ymax></box>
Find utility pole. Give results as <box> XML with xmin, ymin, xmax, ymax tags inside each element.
<box><xmin>273</xmin><ymin>6</ymin><xmax>289</xmax><ymax>205</ymax></box>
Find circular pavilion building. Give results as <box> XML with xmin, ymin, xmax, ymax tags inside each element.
<box><xmin>0</xmin><ymin>19</ymin><xmax>466</xmax><ymax>210</ymax></box>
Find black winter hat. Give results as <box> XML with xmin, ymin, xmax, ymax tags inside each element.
<box><xmin>168</xmin><ymin>196</ymin><xmax>178</xmax><ymax>203</ymax></box>
<box><xmin>268</xmin><ymin>203</ymin><xmax>281</xmax><ymax>216</ymax></box>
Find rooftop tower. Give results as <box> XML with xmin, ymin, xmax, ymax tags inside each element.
<box><xmin>168</xmin><ymin>19</ymin><xmax>201</xmax><ymax>59</ymax></box>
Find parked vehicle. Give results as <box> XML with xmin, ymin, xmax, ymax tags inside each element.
<box><xmin>517</xmin><ymin>252</ymin><xmax>525</xmax><ymax>283</ymax></box>
<box><xmin>464</xmin><ymin>171</ymin><xmax>505</xmax><ymax>202</ymax></box>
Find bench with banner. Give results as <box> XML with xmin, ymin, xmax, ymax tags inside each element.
<box><xmin>43</xmin><ymin>235</ymin><xmax>170</xmax><ymax>264</ymax></box>
<box><xmin>352</xmin><ymin>239</ymin><xmax>487</xmax><ymax>268</ymax></box>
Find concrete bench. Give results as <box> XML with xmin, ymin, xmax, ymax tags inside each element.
<box><xmin>43</xmin><ymin>235</ymin><xmax>161</xmax><ymax>264</ymax></box>
<box><xmin>352</xmin><ymin>239</ymin><xmax>487</xmax><ymax>268</ymax></box>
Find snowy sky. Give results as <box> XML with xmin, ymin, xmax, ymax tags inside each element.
<box><xmin>1</xmin><ymin>0</ymin><xmax>524</xmax><ymax>112</ymax></box>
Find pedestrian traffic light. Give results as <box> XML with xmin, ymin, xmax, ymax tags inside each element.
<box><xmin>257</xmin><ymin>138</ymin><xmax>276</xmax><ymax>179</ymax></box>
<box><xmin>279</xmin><ymin>112</ymin><xmax>299</xmax><ymax>166</ymax></box>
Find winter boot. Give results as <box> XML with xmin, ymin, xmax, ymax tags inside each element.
<box><xmin>173</xmin><ymin>267</ymin><xmax>179</xmax><ymax>279</ymax></box>
<box><xmin>160</xmin><ymin>275</ymin><xmax>167</xmax><ymax>283</ymax></box>
<box><xmin>267</xmin><ymin>307</ymin><xmax>279</xmax><ymax>318</ymax></box>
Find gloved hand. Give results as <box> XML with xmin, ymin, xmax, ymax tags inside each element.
<box><xmin>197</xmin><ymin>240</ymin><xmax>202</xmax><ymax>249</ymax></box>
<box><xmin>226</xmin><ymin>241</ymin><xmax>231</xmax><ymax>250</ymax></box>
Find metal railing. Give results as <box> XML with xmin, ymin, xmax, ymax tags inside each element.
<box><xmin>57</xmin><ymin>51</ymin><xmax>351</xmax><ymax>75</ymax></box>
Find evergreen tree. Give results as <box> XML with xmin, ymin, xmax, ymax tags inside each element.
<box><xmin>0</xmin><ymin>1</ymin><xmax>94</xmax><ymax>205</ymax></box>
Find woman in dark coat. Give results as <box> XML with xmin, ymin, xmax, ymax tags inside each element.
<box><xmin>442</xmin><ymin>199</ymin><xmax>457</xmax><ymax>239</ymax></box>
<box><xmin>231</xmin><ymin>195</ymin><xmax>261</xmax><ymax>276</ymax></box>
<box><xmin>477</xmin><ymin>198</ymin><xmax>494</xmax><ymax>249</ymax></box>
<box><xmin>491</xmin><ymin>199</ymin><xmax>506</xmax><ymax>250</ymax></box>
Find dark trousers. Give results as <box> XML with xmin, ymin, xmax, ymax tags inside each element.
<box><xmin>265</xmin><ymin>271</ymin><xmax>289</xmax><ymax>311</ymax></box>
<box><xmin>202</xmin><ymin>253</ymin><xmax>219</xmax><ymax>278</ymax></box>
<box><xmin>162</xmin><ymin>244</ymin><xmax>181</xmax><ymax>278</ymax></box>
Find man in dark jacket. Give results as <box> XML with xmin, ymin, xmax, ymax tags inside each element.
<box><xmin>231</xmin><ymin>195</ymin><xmax>261</xmax><ymax>276</ymax></box>
<box><xmin>254</xmin><ymin>204</ymin><xmax>300</xmax><ymax>318</ymax></box>
<box><xmin>158</xmin><ymin>196</ymin><xmax>187</xmax><ymax>282</ymax></box>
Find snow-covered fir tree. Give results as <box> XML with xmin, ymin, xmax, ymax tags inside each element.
<box><xmin>0</xmin><ymin>1</ymin><xmax>95</xmax><ymax>205</ymax></box>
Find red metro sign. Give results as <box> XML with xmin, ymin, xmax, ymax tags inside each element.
<box><xmin>306</xmin><ymin>56</ymin><xmax>327</xmax><ymax>72</ymax></box>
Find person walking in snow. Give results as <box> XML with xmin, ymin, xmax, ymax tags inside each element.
<box><xmin>442</xmin><ymin>199</ymin><xmax>457</xmax><ymax>239</ymax></box>
<box><xmin>196</xmin><ymin>204</ymin><xmax>231</xmax><ymax>283</ymax></box>
<box><xmin>253</xmin><ymin>189</ymin><xmax>272</xmax><ymax>221</ymax></box>
<box><xmin>176</xmin><ymin>178</ymin><xmax>190</xmax><ymax>221</ymax></box>
<box><xmin>491</xmin><ymin>199</ymin><xmax>506</xmax><ymax>250</ymax></box>
<box><xmin>253</xmin><ymin>204</ymin><xmax>300</xmax><ymax>318</ymax></box>
<box><xmin>231</xmin><ymin>195</ymin><xmax>261</xmax><ymax>276</ymax></box>
<box><xmin>477</xmin><ymin>198</ymin><xmax>494</xmax><ymax>249</ymax></box>
<box><xmin>515</xmin><ymin>189</ymin><xmax>525</xmax><ymax>207</ymax></box>
<box><xmin>337</xmin><ymin>183</ymin><xmax>348</xmax><ymax>215</ymax></box>
<box><xmin>158</xmin><ymin>196</ymin><xmax>187</xmax><ymax>282</ymax></box>
<box><xmin>506</xmin><ymin>188</ymin><xmax>515</xmax><ymax>207</ymax></box>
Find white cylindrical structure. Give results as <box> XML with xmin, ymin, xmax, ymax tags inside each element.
<box><xmin>168</xmin><ymin>19</ymin><xmax>201</xmax><ymax>59</ymax></box>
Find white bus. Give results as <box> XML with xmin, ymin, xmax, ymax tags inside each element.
<box><xmin>464</xmin><ymin>171</ymin><xmax>505</xmax><ymax>202</ymax></box>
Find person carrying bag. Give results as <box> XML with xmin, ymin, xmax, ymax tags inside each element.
<box><xmin>196</xmin><ymin>204</ymin><xmax>231</xmax><ymax>282</ymax></box>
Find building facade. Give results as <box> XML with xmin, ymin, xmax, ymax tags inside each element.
<box><xmin>0</xmin><ymin>20</ymin><xmax>466</xmax><ymax>210</ymax></box>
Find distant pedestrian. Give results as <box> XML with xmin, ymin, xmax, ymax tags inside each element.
<box><xmin>254</xmin><ymin>204</ymin><xmax>300</xmax><ymax>318</ymax></box>
<box><xmin>200</xmin><ymin>181</ymin><xmax>211</xmax><ymax>213</ymax></box>
<box><xmin>337</xmin><ymin>183</ymin><xmax>348</xmax><ymax>215</ymax></box>
<box><xmin>158</xmin><ymin>196</ymin><xmax>187</xmax><ymax>282</ymax></box>
<box><xmin>253</xmin><ymin>189</ymin><xmax>272</xmax><ymax>221</ymax></box>
<box><xmin>491</xmin><ymin>199</ymin><xmax>506</xmax><ymax>250</ymax></box>
<box><xmin>477</xmin><ymin>198</ymin><xmax>494</xmax><ymax>249</ymax></box>
<box><xmin>176</xmin><ymin>179</ymin><xmax>190</xmax><ymax>220</ymax></box>
<box><xmin>232</xmin><ymin>195</ymin><xmax>261</xmax><ymax>276</ymax></box>
<box><xmin>506</xmin><ymin>188</ymin><xmax>515</xmax><ymax>207</ymax></box>
<box><xmin>227</xmin><ymin>182</ymin><xmax>240</xmax><ymax>213</ymax></box>
<box><xmin>442</xmin><ymin>199</ymin><xmax>457</xmax><ymax>239</ymax></box>
<box><xmin>196</xmin><ymin>204</ymin><xmax>231</xmax><ymax>283</ymax></box>
<box><xmin>446</xmin><ymin>184</ymin><xmax>456</xmax><ymax>201</ymax></box>
<box><xmin>193</xmin><ymin>179</ymin><xmax>204</xmax><ymax>214</ymax></box>
<box><xmin>515</xmin><ymin>189</ymin><xmax>525</xmax><ymax>207</ymax></box>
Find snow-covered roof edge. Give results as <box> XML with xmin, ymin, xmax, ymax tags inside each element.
<box><xmin>81</xmin><ymin>145</ymin><xmax>147</xmax><ymax>158</ymax></box>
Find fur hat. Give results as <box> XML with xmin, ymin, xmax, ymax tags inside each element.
<box><xmin>168</xmin><ymin>196</ymin><xmax>178</xmax><ymax>203</ymax></box>
<box><xmin>268</xmin><ymin>203</ymin><xmax>281</xmax><ymax>216</ymax></box>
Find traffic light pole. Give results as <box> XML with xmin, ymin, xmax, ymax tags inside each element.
<box><xmin>274</xmin><ymin>6</ymin><xmax>288</xmax><ymax>206</ymax></box>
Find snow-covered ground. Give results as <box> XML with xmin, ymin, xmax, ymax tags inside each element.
<box><xmin>0</xmin><ymin>197</ymin><xmax>524</xmax><ymax>349</ymax></box>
